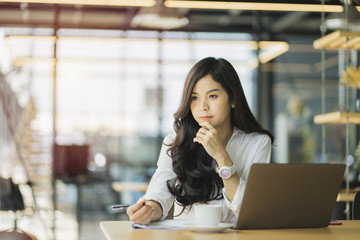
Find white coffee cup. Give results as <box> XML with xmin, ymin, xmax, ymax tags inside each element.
<box><xmin>194</xmin><ymin>205</ymin><xmax>221</xmax><ymax>227</ymax></box>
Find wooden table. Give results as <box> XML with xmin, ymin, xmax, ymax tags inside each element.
<box><xmin>100</xmin><ymin>220</ymin><xmax>360</xmax><ymax>240</ymax></box>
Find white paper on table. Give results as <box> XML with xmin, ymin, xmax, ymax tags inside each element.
<box><xmin>132</xmin><ymin>219</ymin><xmax>195</xmax><ymax>230</ymax></box>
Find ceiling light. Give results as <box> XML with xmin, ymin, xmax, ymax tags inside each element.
<box><xmin>0</xmin><ymin>0</ymin><xmax>156</xmax><ymax>7</ymax></box>
<box><xmin>165</xmin><ymin>1</ymin><xmax>344</xmax><ymax>12</ymax></box>
<box><xmin>132</xmin><ymin>0</ymin><xmax>189</xmax><ymax>29</ymax></box>
<box><xmin>258</xmin><ymin>41</ymin><xmax>289</xmax><ymax>63</ymax></box>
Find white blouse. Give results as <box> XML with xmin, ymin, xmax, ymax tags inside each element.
<box><xmin>143</xmin><ymin>128</ymin><xmax>272</xmax><ymax>223</ymax></box>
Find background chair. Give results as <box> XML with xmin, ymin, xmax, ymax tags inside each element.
<box><xmin>53</xmin><ymin>144</ymin><xmax>90</xmax><ymax>239</ymax></box>
<box><xmin>0</xmin><ymin>229</ymin><xmax>37</xmax><ymax>240</ymax></box>
<box><xmin>0</xmin><ymin>177</ymin><xmax>37</xmax><ymax>240</ymax></box>
<box><xmin>53</xmin><ymin>144</ymin><xmax>90</xmax><ymax>180</ymax></box>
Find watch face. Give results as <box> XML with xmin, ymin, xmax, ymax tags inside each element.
<box><xmin>220</xmin><ymin>168</ymin><xmax>230</xmax><ymax>178</ymax></box>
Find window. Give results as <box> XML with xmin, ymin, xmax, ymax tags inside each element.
<box><xmin>2</xmin><ymin>28</ymin><xmax>257</xmax><ymax>166</ymax></box>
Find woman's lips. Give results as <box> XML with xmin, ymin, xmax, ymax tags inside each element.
<box><xmin>199</xmin><ymin>116</ymin><xmax>212</xmax><ymax>121</ymax></box>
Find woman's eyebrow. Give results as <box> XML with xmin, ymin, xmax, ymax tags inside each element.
<box><xmin>192</xmin><ymin>89</ymin><xmax>220</xmax><ymax>94</ymax></box>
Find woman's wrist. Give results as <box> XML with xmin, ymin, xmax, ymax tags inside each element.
<box><xmin>215</xmin><ymin>150</ymin><xmax>233</xmax><ymax>167</ymax></box>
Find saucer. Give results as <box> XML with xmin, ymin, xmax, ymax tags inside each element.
<box><xmin>183</xmin><ymin>223</ymin><xmax>233</xmax><ymax>233</ymax></box>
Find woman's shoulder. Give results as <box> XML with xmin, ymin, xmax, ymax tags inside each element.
<box><xmin>163</xmin><ymin>132</ymin><xmax>176</xmax><ymax>145</ymax></box>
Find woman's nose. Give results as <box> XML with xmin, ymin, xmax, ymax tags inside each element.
<box><xmin>200</xmin><ymin>100</ymin><xmax>208</xmax><ymax>111</ymax></box>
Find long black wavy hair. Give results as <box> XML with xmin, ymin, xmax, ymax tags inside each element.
<box><xmin>166</xmin><ymin>57</ymin><xmax>274</xmax><ymax>215</ymax></box>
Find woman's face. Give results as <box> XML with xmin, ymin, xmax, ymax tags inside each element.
<box><xmin>190</xmin><ymin>74</ymin><xmax>232</xmax><ymax>129</ymax></box>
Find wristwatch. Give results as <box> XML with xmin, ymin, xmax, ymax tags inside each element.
<box><xmin>216</xmin><ymin>165</ymin><xmax>236</xmax><ymax>179</ymax></box>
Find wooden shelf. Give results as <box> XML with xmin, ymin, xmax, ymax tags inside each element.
<box><xmin>314</xmin><ymin>111</ymin><xmax>360</xmax><ymax>124</ymax></box>
<box><xmin>313</xmin><ymin>30</ymin><xmax>360</xmax><ymax>50</ymax></box>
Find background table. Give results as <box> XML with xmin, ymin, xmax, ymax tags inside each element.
<box><xmin>100</xmin><ymin>220</ymin><xmax>360</xmax><ymax>240</ymax></box>
<box><xmin>111</xmin><ymin>182</ymin><xmax>148</xmax><ymax>193</ymax></box>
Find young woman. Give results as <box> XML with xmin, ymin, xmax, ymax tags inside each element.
<box><xmin>127</xmin><ymin>57</ymin><xmax>274</xmax><ymax>225</ymax></box>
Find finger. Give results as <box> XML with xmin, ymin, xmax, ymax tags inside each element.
<box><xmin>136</xmin><ymin>207</ymin><xmax>154</xmax><ymax>225</ymax></box>
<box><xmin>198</xmin><ymin>129</ymin><xmax>214</xmax><ymax>139</ymax></box>
<box><xmin>198</xmin><ymin>128</ymin><xmax>206</xmax><ymax>134</ymax></box>
<box><xmin>128</xmin><ymin>203</ymin><xmax>147</xmax><ymax>220</ymax></box>
<box><xmin>193</xmin><ymin>136</ymin><xmax>203</xmax><ymax>144</ymax></box>
<box><xmin>130</xmin><ymin>204</ymin><xmax>153</xmax><ymax>224</ymax></box>
<box><xmin>195</xmin><ymin>131</ymin><xmax>208</xmax><ymax>140</ymax></box>
<box><xmin>199</xmin><ymin>121</ymin><xmax>214</xmax><ymax>130</ymax></box>
<box><xmin>193</xmin><ymin>134</ymin><xmax>208</xmax><ymax>144</ymax></box>
<box><xmin>137</xmin><ymin>197</ymin><xmax>146</xmax><ymax>204</ymax></box>
<box><xmin>127</xmin><ymin>199</ymin><xmax>146</xmax><ymax>215</ymax></box>
<box><xmin>129</xmin><ymin>209</ymin><xmax>150</xmax><ymax>223</ymax></box>
<box><xmin>197</xmin><ymin>128</ymin><xmax>208</xmax><ymax>136</ymax></box>
<box><xmin>127</xmin><ymin>204</ymin><xmax>139</xmax><ymax>216</ymax></box>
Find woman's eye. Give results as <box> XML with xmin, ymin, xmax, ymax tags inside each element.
<box><xmin>209</xmin><ymin>95</ymin><xmax>217</xmax><ymax>99</ymax></box>
<box><xmin>191</xmin><ymin>96</ymin><xmax>198</xmax><ymax>101</ymax></box>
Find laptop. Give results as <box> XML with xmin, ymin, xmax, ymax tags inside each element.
<box><xmin>235</xmin><ymin>163</ymin><xmax>345</xmax><ymax>229</ymax></box>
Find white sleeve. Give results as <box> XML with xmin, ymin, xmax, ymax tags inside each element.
<box><xmin>143</xmin><ymin>134</ymin><xmax>176</xmax><ymax>220</ymax></box>
<box><xmin>223</xmin><ymin>135</ymin><xmax>272</xmax><ymax>216</ymax></box>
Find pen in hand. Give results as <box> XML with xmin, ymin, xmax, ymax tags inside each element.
<box><xmin>112</xmin><ymin>204</ymin><xmax>131</xmax><ymax>210</ymax></box>
<box><xmin>112</xmin><ymin>202</ymin><xmax>149</xmax><ymax>210</ymax></box>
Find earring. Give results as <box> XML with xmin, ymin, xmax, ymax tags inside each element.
<box><xmin>232</xmin><ymin>104</ymin><xmax>235</xmax><ymax>108</ymax></box>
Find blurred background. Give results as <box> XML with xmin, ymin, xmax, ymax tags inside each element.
<box><xmin>0</xmin><ymin>0</ymin><xmax>360</xmax><ymax>239</ymax></box>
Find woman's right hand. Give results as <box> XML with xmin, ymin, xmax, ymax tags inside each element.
<box><xmin>127</xmin><ymin>198</ymin><xmax>153</xmax><ymax>225</ymax></box>
<box><xmin>127</xmin><ymin>198</ymin><xmax>161</xmax><ymax>225</ymax></box>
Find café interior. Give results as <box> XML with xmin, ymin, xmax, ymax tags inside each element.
<box><xmin>0</xmin><ymin>0</ymin><xmax>360</xmax><ymax>239</ymax></box>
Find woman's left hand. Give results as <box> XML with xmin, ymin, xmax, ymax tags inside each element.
<box><xmin>193</xmin><ymin>121</ymin><xmax>227</xmax><ymax>162</ymax></box>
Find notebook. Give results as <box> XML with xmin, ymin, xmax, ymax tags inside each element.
<box><xmin>235</xmin><ymin>163</ymin><xmax>345</xmax><ymax>229</ymax></box>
